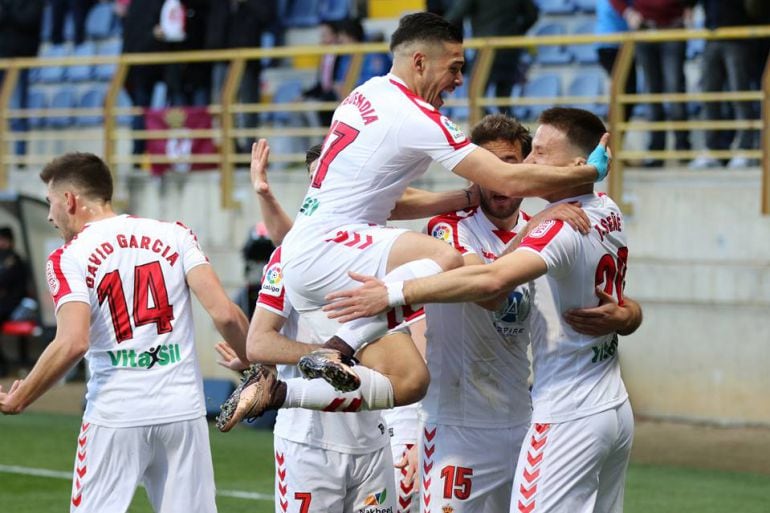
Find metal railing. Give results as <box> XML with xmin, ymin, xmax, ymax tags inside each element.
<box><xmin>1</xmin><ymin>25</ymin><xmax>769</xmax><ymax>213</ymax></box>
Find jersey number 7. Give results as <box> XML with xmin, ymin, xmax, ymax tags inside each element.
<box><xmin>311</xmin><ymin>120</ymin><xmax>360</xmax><ymax>189</ymax></box>
<box><xmin>97</xmin><ymin>261</ymin><xmax>175</xmax><ymax>343</ymax></box>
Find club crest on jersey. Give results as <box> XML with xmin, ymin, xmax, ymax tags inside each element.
<box><xmin>440</xmin><ymin>115</ymin><xmax>466</xmax><ymax>144</ymax></box>
<box><xmin>261</xmin><ymin>262</ymin><xmax>282</xmax><ymax>296</ymax></box>
<box><xmin>529</xmin><ymin>219</ymin><xmax>556</xmax><ymax>238</ymax></box>
<box><xmin>46</xmin><ymin>260</ymin><xmax>60</xmax><ymax>295</ymax></box>
<box><xmin>493</xmin><ymin>287</ymin><xmax>531</xmax><ymax>336</ymax></box>
<box><xmin>431</xmin><ymin>222</ymin><xmax>454</xmax><ymax>245</ymax></box>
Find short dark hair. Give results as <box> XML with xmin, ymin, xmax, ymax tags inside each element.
<box><xmin>471</xmin><ymin>114</ymin><xmax>532</xmax><ymax>157</ymax></box>
<box><xmin>538</xmin><ymin>108</ymin><xmax>606</xmax><ymax>157</ymax></box>
<box><xmin>390</xmin><ymin>12</ymin><xmax>463</xmax><ymax>52</ymax></box>
<box><xmin>305</xmin><ymin>143</ymin><xmax>323</xmax><ymax>173</ymax></box>
<box><xmin>39</xmin><ymin>152</ymin><xmax>113</xmax><ymax>202</ymax></box>
<box><xmin>337</xmin><ymin>18</ymin><xmax>365</xmax><ymax>43</ymax></box>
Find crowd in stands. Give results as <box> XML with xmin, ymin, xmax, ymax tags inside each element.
<box><xmin>0</xmin><ymin>0</ymin><xmax>768</xmax><ymax>168</ymax></box>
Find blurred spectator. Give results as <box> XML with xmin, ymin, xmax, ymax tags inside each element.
<box><xmin>426</xmin><ymin>0</ymin><xmax>452</xmax><ymax>17</ymax></box>
<box><xmin>233</xmin><ymin>223</ymin><xmax>275</xmax><ymax>318</ymax></box>
<box><xmin>0</xmin><ymin>0</ymin><xmax>44</xmax><ymax>160</ymax></box>
<box><xmin>121</xmin><ymin>0</ymin><xmax>167</xmax><ymax>156</ymax></box>
<box><xmin>596</xmin><ymin>0</ymin><xmax>637</xmax><ymax>122</ymax></box>
<box><xmin>612</xmin><ymin>0</ymin><xmax>696</xmax><ymax>168</ymax></box>
<box><xmin>358</xmin><ymin>30</ymin><xmax>392</xmax><ymax>85</ymax></box>
<box><xmin>302</xmin><ymin>19</ymin><xmax>341</xmax><ymax>127</ymax></box>
<box><xmin>50</xmin><ymin>0</ymin><xmax>95</xmax><ymax>45</ymax></box>
<box><xmin>206</xmin><ymin>0</ymin><xmax>277</xmax><ymax>145</ymax></box>
<box><xmin>690</xmin><ymin>0</ymin><xmax>756</xmax><ymax>169</ymax></box>
<box><xmin>445</xmin><ymin>0</ymin><xmax>539</xmax><ymax>116</ymax></box>
<box><xmin>0</xmin><ymin>227</ymin><xmax>28</xmax><ymax>377</ymax></box>
<box><xmin>334</xmin><ymin>18</ymin><xmax>391</xmax><ymax>94</ymax></box>
<box><xmin>163</xmin><ymin>0</ymin><xmax>211</xmax><ymax>107</ymax></box>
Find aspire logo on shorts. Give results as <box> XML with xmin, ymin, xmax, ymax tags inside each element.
<box><xmin>358</xmin><ymin>489</ymin><xmax>392</xmax><ymax>513</ymax></box>
<box><xmin>431</xmin><ymin>222</ymin><xmax>453</xmax><ymax>245</ymax></box>
<box><xmin>261</xmin><ymin>262</ymin><xmax>282</xmax><ymax>296</ymax></box>
<box><xmin>440</xmin><ymin>116</ymin><xmax>466</xmax><ymax>144</ymax></box>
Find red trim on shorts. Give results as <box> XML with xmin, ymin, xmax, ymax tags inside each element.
<box><xmin>71</xmin><ymin>422</ymin><xmax>90</xmax><ymax>507</ymax></box>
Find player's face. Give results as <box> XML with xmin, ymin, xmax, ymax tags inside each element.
<box><xmin>421</xmin><ymin>41</ymin><xmax>464</xmax><ymax>109</ymax></box>
<box><xmin>46</xmin><ymin>183</ymin><xmax>76</xmax><ymax>242</ymax></box>
<box><xmin>479</xmin><ymin>138</ymin><xmax>524</xmax><ymax>220</ymax></box>
<box><xmin>523</xmin><ymin>124</ymin><xmax>577</xmax><ymax>167</ymax></box>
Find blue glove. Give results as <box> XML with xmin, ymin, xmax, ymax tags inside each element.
<box><xmin>588</xmin><ymin>143</ymin><xmax>611</xmax><ymax>182</ymax></box>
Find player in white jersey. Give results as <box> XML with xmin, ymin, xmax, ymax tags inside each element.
<box><xmin>276</xmin><ymin>12</ymin><xmax>610</xmax><ymax>405</ymax></box>
<box><xmin>326</xmin><ymin>108</ymin><xmax>642</xmax><ymax>513</ymax></box>
<box><xmin>0</xmin><ymin>153</ymin><xmax>250</xmax><ymax>513</ymax></box>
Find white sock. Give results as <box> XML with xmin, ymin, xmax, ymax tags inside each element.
<box><xmin>282</xmin><ymin>365</ymin><xmax>394</xmax><ymax>411</ymax></box>
<box><xmin>335</xmin><ymin>258</ymin><xmax>442</xmax><ymax>351</ymax></box>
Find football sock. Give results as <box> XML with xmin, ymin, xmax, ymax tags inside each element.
<box><xmin>282</xmin><ymin>364</ymin><xmax>394</xmax><ymax>411</ymax></box>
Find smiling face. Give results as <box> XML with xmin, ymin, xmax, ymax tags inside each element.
<box><xmin>524</xmin><ymin>123</ymin><xmax>588</xmax><ymax>202</ymax></box>
<box><xmin>478</xmin><ymin>138</ymin><xmax>524</xmax><ymax>223</ymax></box>
<box><xmin>416</xmin><ymin>41</ymin><xmax>464</xmax><ymax>109</ymax></box>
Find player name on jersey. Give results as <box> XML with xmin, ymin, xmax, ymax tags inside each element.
<box><xmin>84</xmin><ymin>233</ymin><xmax>180</xmax><ymax>287</ymax></box>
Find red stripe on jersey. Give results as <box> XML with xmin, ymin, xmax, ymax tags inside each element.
<box><xmin>519</xmin><ymin>219</ymin><xmax>565</xmax><ymax>252</ymax></box>
<box><xmin>46</xmin><ymin>247</ymin><xmax>73</xmax><ymax>307</ymax></box>
<box><xmin>389</xmin><ymin>78</ymin><xmax>470</xmax><ymax>150</ymax></box>
<box><xmin>426</xmin><ymin>210</ymin><xmax>474</xmax><ymax>253</ymax></box>
<box><xmin>256</xmin><ymin>246</ymin><xmax>285</xmax><ymax>312</ymax></box>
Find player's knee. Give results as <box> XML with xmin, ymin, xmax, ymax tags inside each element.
<box><xmin>393</xmin><ymin>359</ymin><xmax>429</xmax><ymax>406</ymax></box>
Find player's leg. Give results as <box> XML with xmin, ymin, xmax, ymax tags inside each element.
<box><xmin>485</xmin><ymin>422</ymin><xmax>528</xmax><ymax>512</ymax></box>
<box><xmin>69</xmin><ymin>422</ymin><xmax>145</xmax><ymax>513</ymax></box>
<box><xmin>142</xmin><ymin>417</ymin><xmax>216</xmax><ymax>513</ymax></box>
<box><xmin>345</xmin><ymin>444</ymin><xmax>397</xmax><ymax>513</ymax></box>
<box><xmin>274</xmin><ymin>436</ymin><xmax>347</xmax><ymax>512</ymax></box>
<box><xmin>594</xmin><ymin>400</ymin><xmax>634</xmax><ymax>513</ymax></box>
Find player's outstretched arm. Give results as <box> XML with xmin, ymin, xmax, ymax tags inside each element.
<box><xmin>0</xmin><ymin>302</ymin><xmax>90</xmax><ymax>414</ymax></box>
<box><xmin>452</xmin><ymin>134</ymin><xmax>610</xmax><ymax>198</ymax></box>
<box><xmin>564</xmin><ymin>291</ymin><xmax>643</xmax><ymax>336</ymax></box>
<box><xmin>324</xmin><ymin>251</ymin><xmax>547</xmax><ymax>323</ymax></box>
<box><xmin>246</xmin><ymin>307</ymin><xmax>323</xmax><ymax>365</ymax></box>
<box><xmin>389</xmin><ymin>185</ymin><xmax>479</xmax><ymax>220</ymax></box>
<box><xmin>251</xmin><ymin>139</ymin><xmax>294</xmax><ymax>244</ymax></box>
<box><xmin>188</xmin><ymin>264</ymin><xmax>250</xmax><ymax>363</ymax></box>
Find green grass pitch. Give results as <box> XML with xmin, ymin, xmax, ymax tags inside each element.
<box><xmin>1</xmin><ymin>412</ymin><xmax>770</xmax><ymax>513</ymax></box>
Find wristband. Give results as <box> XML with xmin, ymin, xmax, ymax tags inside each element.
<box><xmin>588</xmin><ymin>143</ymin><xmax>611</xmax><ymax>182</ymax></box>
<box><xmin>386</xmin><ymin>281</ymin><xmax>406</xmax><ymax>307</ymax></box>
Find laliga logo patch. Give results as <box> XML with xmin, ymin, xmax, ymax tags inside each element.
<box><xmin>529</xmin><ymin>219</ymin><xmax>556</xmax><ymax>238</ymax></box>
<box><xmin>261</xmin><ymin>263</ymin><xmax>282</xmax><ymax>296</ymax></box>
<box><xmin>431</xmin><ymin>222</ymin><xmax>453</xmax><ymax>244</ymax></box>
<box><xmin>440</xmin><ymin>115</ymin><xmax>466</xmax><ymax>143</ymax></box>
<box><xmin>46</xmin><ymin>260</ymin><xmax>60</xmax><ymax>295</ymax></box>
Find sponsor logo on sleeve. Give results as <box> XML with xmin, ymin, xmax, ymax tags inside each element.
<box><xmin>528</xmin><ymin>219</ymin><xmax>556</xmax><ymax>238</ymax></box>
<box><xmin>260</xmin><ymin>262</ymin><xmax>283</xmax><ymax>297</ymax></box>
<box><xmin>46</xmin><ymin>260</ymin><xmax>60</xmax><ymax>295</ymax></box>
<box><xmin>440</xmin><ymin>116</ymin><xmax>466</xmax><ymax>144</ymax></box>
<box><xmin>431</xmin><ymin>222</ymin><xmax>454</xmax><ymax>245</ymax></box>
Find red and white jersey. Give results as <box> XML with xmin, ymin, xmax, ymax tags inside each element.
<box><xmin>282</xmin><ymin>73</ymin><xmax>476</xmax><ymax>259</ymax></box>
<box><xmin>46</xmin><ymin>215</ymin><xmax>208</xmax><ymax>428</ymax></box>
<box><xmin>421</xmin><ymin>208</ymin><xmax>535</xmax><ymax>428</ymax></box>
<box><xmin>382</xmin><ymin>402</ymin><xmax>421</xmax><ymax>447</ymax></box>
<box><xmin>516</xmin><ymin>193</ymin><xmax>629</xmax><ymax>424</ymax></box>
<box><xmin>257</xmin><ymin>247</ymin><xmax>391</xmax><ymax>454</ymax></box>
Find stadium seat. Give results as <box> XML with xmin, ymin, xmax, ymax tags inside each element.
<box><xmin>203</xmin><ymin>379</ymin><xmax>236</xmax><ymax>419</ymax></box>
<box><xmin>687</xmin><ymin>38</ymin><xmax>705</xmax><ymax>60</ymax></box>
<box><xmin>76</xmin><ymin>87</ymin><xmax>106</xmax><ymax>127</ymax></box>
<box><xmin>93</xmin><ymin>40</ymin><xmax>122</xmax><ymax>82</ymax></box>
<box><xmin>567</xmin><ymin>72</ymin><xmax>608</xmax><ymax>118</ymax></box>
<box><xmin>515</xmin><ymin>73</ymin><xmax>561</xmax><ymax>120</ymax></box>
<box><xmin>536</xmin><ymin>0</ymin><xmax>577</xmax><ymax>15</ymax></box>
<box><xmin>533</xmin><ymin>23</ymin><xmax>573</xmax><ymax>65</ymax></box>
<box><xmin>116</xmin><ymin>89</ymin><xmax>134</xmax><ymax>126</ymax></box>
<box><xmin>573</xmin><ymin>0</ymin><xmax>596</xmax><ymax>13</ymax></box>
<box><xmin>34</xmin><ymin>45</ymin><xmax>69</xmax><ymax>84</ymax></box>
<box><xmin>284</xmin><ymin>0</ymin><xmax>320</xmax><ymax>27</ymax></box>
<box><xmin>319</xmin><ymin>0</ymin><xmax>349</xmax><ymax>20</ymax></box>
<box><xmin>66</xmin><ymin>42</ymin><xmax>96</xmax><ymax>82</ymax></box>
<box><xmin>27</xmin><ymin>89</ymin><xmax>49</xmax><ymax>129</ymax></box>
<box><xmin>570</xmin><ymin>21</ymin><xmax>598</xmax><ymax>65</ymax></box>
<box><xmin>85</xmin><ymin>3</ymin><xmax>117</xmax><ymax>40</ymax></box>
<box><xmin>271</xmin><ymin>79</ymin><xmax>305</xmax><ymax>124</ymax></box>
<box><xmin>48</xmin><ymin>86</ymin><xmax>77</xmax><ymax>128</ymax></box>
<box><xmin>40</xmin><ymin>2</ymin><xmax>53</xmax><ymax>42</ymax></box>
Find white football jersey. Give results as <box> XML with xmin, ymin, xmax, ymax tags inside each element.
<box><xmin>46</xmin><ymin>215</ymin><xmax>208</xmax><ymax>428</ymax></box>
<box><xmin>257</xmin><ymin>247</ymin><xmax>391</xmax><ymax>454</ymax></box>
<box><xmin>282</xmin><ymin>73</ymin><xmax>476</xmax><ymax>259</ymax></box>
<box><xmin>422</xmin><ymin>208</ymin><xmax>535</xmax><ymax>428</ymax></box>
<box><xmin>516</xmin><ymin>193</ymin><xmax>629</xmax><ymax>424</ymax></box>
<box><xmin>382</xmin><ymin>402</ymin><xmax>421</xmax><ymax>446</ymax></box>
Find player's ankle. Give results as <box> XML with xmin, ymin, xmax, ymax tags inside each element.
<box><xmin>324</xmin><ymin>336</ymin><xmax>355</xmax><ymax>358</ymax></box>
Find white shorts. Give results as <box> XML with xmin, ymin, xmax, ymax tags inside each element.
<box><xmin>510</xmin><ymin>400</ymin><xmax>634</xmax><ymax>513</ymax></box>
<box><xmin>420</xmin><ymin>422</ymin><xmax>528</xmax><ymax>513</ymax></box>
<box><xmin>274</xmin><ymin>435</ymin><xmax>396</xmax><ymax>513</ymax></box>
<box><xmin>69</xmin><ymin>417</ymin><xmax>216</xmax><ymax>513</ymax></box>
<box><xmin>282</xmin><ymin>223</ymin><xmax>408</xmax><ymax>313</ymax></box>
<box><xmin>391</xmin><ymin>441</ymin><xmax>418</xmax><ymax>513</ymax></box>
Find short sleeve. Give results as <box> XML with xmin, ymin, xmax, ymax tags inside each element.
<box><xmin>516</xmin><ymin>219</ymin><xmax>578</xmax><ymax>277</ymax></box>
<box><xmin>46</xmin><ymin>248</ymin><xmax>89</xmax><ymax>312</ymax></box>
<box><xmin>256</xmin><ymin>247</ymin><xmax>291</xmax><ymax>318</ymax></box>
<box><xmin>425</xmin><ymin>211</ymin><xmax>476</xmax><ymax>255</ymax></box>
<box><xmin>176</xmin><ymin>222</ymin><xmax>208</xmax><ymax>275</ymax></box>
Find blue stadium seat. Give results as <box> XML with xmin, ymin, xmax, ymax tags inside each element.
<box><xmin>284</xmin><ymin>0</ymin><xmax>320</xmax><ymax>28</ymax></box>
<box><xmin>203</xmin><ymin>378</ymin><xmax>236</xmax><ymax>419</ymax></box>
<box><xmin>48</xmin><ymin>86</ymin><xmax>77</xmax><ymax>128</ymax></box>
<box><xmin>27</xmin><ymin>89</ymin><xmax>48</xmax><ymax>129</ymax></box>
<box><xmin>573</xmin><ymin>0</ymin><xmax>596</xmax><ymax>13</ymax></box>
<box><xmin>271</xmin><ymin>79</ymin><xmax>304</xmax><ymax>124</ymax></box>
<box><xmin>319</xmin><ymin>0</ymin><xmax>349</xmax><ymax>20</ymax></box>
<box><xmin>568</xmin><ymin>72</ymin><xmax>608</xmax><ymax>117</ymax></box>
<box><xmin>66</xmin><ymin>42</ymin><xmax>96</xmax><ymax>82</ymax></box>
<box><xmin>534</xmin><ymin>23</ymin><xmax>573</xmax><ymax>65</ymax></box>
<box><xmin>85</xmin><ymin>3</ymin><xmax>117</xmax><ymax>40</ymax></box>
<box><xmin>94</xmin><ymin>40</ymin><xmax>122</xmax><ymax>81</ymax></box>
<box><xmin>571</xmin><ymin>21</ymin><xmax>598</xmax><ymax>65</ymax></box>
<box><xmin>515</xmin><ymin>73</ymin><xmax>561</xmax><ymax>120</ymax></box>
<box><xmin>116</xmin><ymin>89</ymin><xmax>134</xmax><ymax>126</ymax></box>
<box><xmin>35</xmin><ymin>45</ymin><xmax>69</xmax><ymax>84</ymax></box>
<box><xmin>536</xmin><ymin>0</ymin><xmax>577</xmax><ymax>15</ymax></box>
<box><xmin>687</xmin><ymin>38</ymin><xmax>705</xmax><ymax>60</ymax></box>
<box><xmin>76</xmin><ymin>87</ymin><xmax>106</xmax><ymax>126</ymax></box>
<box><xmin>40</xmin><ymin>3</ymin><xmax>53</xmax><ymax>42</ymax></box>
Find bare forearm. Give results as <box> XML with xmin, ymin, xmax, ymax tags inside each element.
<box><xmin>390</xmin><ymin>187</ymin><xmax>471</xmax><ymax>220</ymax></box>
<box><xmin>404</xmin><ymin>264</ymin><xmax>504</xmax><ymax>305</ymax></box>
<box><xmin>500</xmin><ymin>163</ymin><xmax>596</xmax><ymax>198</ymax></box>
<box><xmin>257</xmin><ymin>194</ymin><xmax>294</xmax><ymax>244</ymax></box>
<box><xmin>248</xmin><ymin>330</ymin><xmax>322</xmax><ymax>365</ymax></box>
<box><xmin>214</xmin><ymin>306</ymin><xmax>250</xmax><ymax>363</ymax></box>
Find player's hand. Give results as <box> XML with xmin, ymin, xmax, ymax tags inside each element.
<box><xmin>531</xmin><ymin>201</ymin><xmax>590</xmax><ymax>235</ymax></box>
<box><xmin>394</xmin><ymin>444</ymin><xmax>419</xmax><ymax>487</ymax></box>
<box><xmin>250</xmin><ymin>139</ymin><xmax>272</xmax><ymax>197</ymax></box>
<box><xmin>0</xmin><ymin>379</ymin><xmax>24</xmax><ymax>415</ymax></box>
<box><xmin>215</xmin><ymin>342</ymin><xmax>249</xmax><ymax>372</ymax></box>
<box><xmin>563</xmin><ymin>287</ymin><xmax>631</xmax><ymax>336</ymax></box>
<box><xmin>323</xmin><ymin>272</ymin><xmax>389</xmax><ymax>322</ymax></box>
<box><xmin>588</xmin><ymin>133</ymin><xmax>612</xmax><ymax>182</ymax></box>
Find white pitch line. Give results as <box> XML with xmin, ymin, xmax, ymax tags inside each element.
<box><xmin>0</xmin><ymin>464</ymin><xmax>273</xmax><ymax>502</ymax></box>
